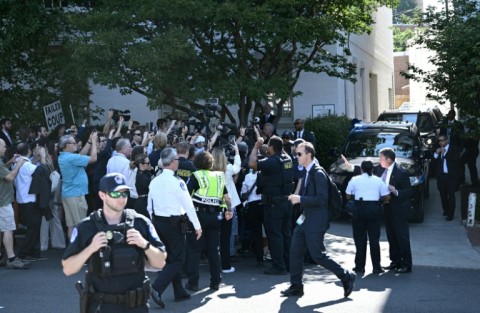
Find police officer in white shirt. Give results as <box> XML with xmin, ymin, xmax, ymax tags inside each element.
<box><xmin>345</xmin><ymin>160</ymin><xmax>390</xmax><ymax>274</ymax></box>
<box><xmin>148</xmin><ymin>148</ymin><xmax>202</xmax><ymax>309</ymax></box>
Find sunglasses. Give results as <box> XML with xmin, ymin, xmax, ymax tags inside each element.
<box><xmin>296</xmin><ymin>152</ymin><xmax>304</xmax><ymax>157</ymax></box>
<box><xmin>438</xmin><ymin>139</ymin><xmax>447</xmax><ymax>142</ymax></box>
<box><xmin>106</xmin><ymin>191</ymin><xmax>129</xmax><ymax>199</ymax></box>
<box><xmin>134</xmin><ymin>133</ymin><xmax>142</xmax><ymax>136</ymax></box>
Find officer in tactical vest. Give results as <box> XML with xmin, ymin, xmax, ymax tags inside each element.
<box><xmin>62</xmin><ymin>173</ymin><xmax>167</xmax><ymax>313</ymax></box>
<box><xmin>184</xmin><ymin>151</ymin><xmax>233</xmax><ymax>291</ymax></box>
<box><xmin>248</xmin><ymin>135</ymin><xmax>294</xmax><ymax>275</ymax></box>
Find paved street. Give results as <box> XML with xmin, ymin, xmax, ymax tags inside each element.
<box><xmin>1</xmin><ymin>178</ymin><xmax>480</xmax><ymax>313</ymax></box>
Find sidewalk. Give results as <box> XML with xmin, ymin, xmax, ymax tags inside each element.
<box><xmin>324</xmin><ymin>176</ymin><xmax>480</xmax><ymax>271</ymax></box>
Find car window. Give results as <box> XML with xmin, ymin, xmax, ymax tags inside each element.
<box><xmin>344</xmin><ymin>131</ymin><xmax>415</xmax><ymax>158</ymax></box>
<box><xmin>378</xmin><ymin>113</ymin><xmax>434</xmax><ymax>132</ymax></box>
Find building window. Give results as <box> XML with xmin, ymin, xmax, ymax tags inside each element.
<box><xmin>267</xmin><ymin>94</ymin><xmax>292</xmax><ymax>117</ymax></box>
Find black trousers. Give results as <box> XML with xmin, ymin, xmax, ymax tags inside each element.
<box><xmin>246</xmin><ymin>201</ymin><xmax>264</xmax><ymax>262</ymax></box>
<box><xmin>437</xmin><ymin>173</ymin><xmax>458</xmax><ymax>218</ymax></box>
<box><xmin>290</xmin><ymin>226</ymin><xmax>348</xmax><ymax>285</ymax></box>
<box><xmin>263</xmin><ymin>200</ymin><xmax>292</xmax><ymax>271</ymax></box>
<box><xmin>220</xmin><ymin>217</ymin><xmax>232</xmax><ymax>269</ymax></box>
<box><xmin>383</xmin><ymin>203</ymin><xmax>412</xmax><ymax>268</ymax></box>
<box><xmin>151</xmin><ymin>217</ymin><xmax>187</xmax><ymax>298</ymax></box>
<box><xmin>462</xmin><ymin>148</ymin><xmax>479</xmax><ymax>186</ymax></box>
<box><xmin>352</xmin><ymin>202</ymin><xmax>382</xmax><ymax>270</ymax></box>
<box><xmin>185</xmin><ymin>211</ymin><xmax>222</xmax><ymax>287</ymax></box>
<box><xmin>18</xmin><ymin>202</ymin><xmax>42</xmax><ymax>258</ymax></box>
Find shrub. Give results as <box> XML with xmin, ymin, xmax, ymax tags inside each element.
<box><xmin>305</xmin><ymin>114</ymin><xmax>352</xmax><ymax>170</ymax></box>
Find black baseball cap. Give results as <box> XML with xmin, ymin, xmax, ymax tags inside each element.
<box><xmin>99</xmin><ymin>173</ymin><xmax>131</xmax><ymax>192</ymax></box>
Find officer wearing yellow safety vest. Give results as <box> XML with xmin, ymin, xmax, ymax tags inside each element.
<box><xmin>184</xmin><ymin>151</ymin><xmax>232</xmax><ymax>292</ymax></box>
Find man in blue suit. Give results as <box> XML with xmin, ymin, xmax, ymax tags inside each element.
<box><xmin>281</xmin><ymin>142</ymin><xmax>355</xmax><ymax>298</ymax></box>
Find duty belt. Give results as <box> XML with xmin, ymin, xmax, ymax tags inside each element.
<box><xmin>91</xmin><ymin>280</ymin><xmax>151</xmax><ymax>308</ymax></box>
<box><xmin>195</xmin><ymin>205</ymin><xmax>223</xmax><ymax>213</ymax></box>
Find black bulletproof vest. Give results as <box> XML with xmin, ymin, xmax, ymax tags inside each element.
<box><xmin>88</xmin><ymin>210</ymin><xmax>144</xmax><ymax>277</ymax></box>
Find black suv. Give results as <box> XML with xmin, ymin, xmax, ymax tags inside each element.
<box><xmin>329</xmin><ymin>122</ymin><xmax>431</xmax><ymax>223</ymax></box>
<box><xmin>377</xmin><ymin>108</ymin><xmax>441</xmax><ymax>152</ymax></box>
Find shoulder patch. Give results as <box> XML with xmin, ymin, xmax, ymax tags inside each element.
<box><xmin>70</xmin><ymin>227</ymin><xmax>78</xmax><ymax>243</ymax></box>
<box><xmin>180</xmin><ymin>181</ymin><xmax>187</xmax><ymax>191</ymax></box>
<box><xmin>298</xmin><ymin>165</ymin><xmax>304</xmax><ymax>171</ymax></box>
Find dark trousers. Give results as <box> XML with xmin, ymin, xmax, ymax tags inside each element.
<box><xmin>290</xmin><ymin>226</ymin><xmax>348</xmax><ymax>285</ymax></box>
<box><xmin>352</xmin><ymin>202</ymin><xmax>382</xmax><ymax>270</ymax></box>
<box><xmin>18</xmin><ymin>202</ymin><xmax>42</xmax><ymax>258</ymax></box>
<box><xmin>437</xmin><ymin>173</ymin><xmax>458</xmax><ymax>218</ymax></box>
<box><xmin>185</xmin><ymin>211</ymin><xmax>222</xmax><ymax>287</ymax></box>
<box><xmin>384</xmin><ymin>203</ymin><xmax>412</xmax><ymax>268</ymax></box>
<box><xmin>246</xmin><ymin>201</ymin><xmax>264</xmax><ymax>262</ymax></box>
<box><xmin>151</xmin><ymin>218</ymin><xmax>187</xmax><ymax>298</ymax></box>
<box><xmin>263</xmin><ymin>200</ymin><xmax>292</xmax><ymax>271</ymax></box>
<box><xmin>220</xmin><ymin>217</ymin><xmax>232</xmax><ymax>269</ymax></box>
<box><xmin>462</xmin><ymin>148</ymin><xmax>479</xmax><ymax>186</ymax></box>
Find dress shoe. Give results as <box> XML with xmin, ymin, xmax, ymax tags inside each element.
<box><xmin>372</xmin><ymin>268</ymin><xmax>385</xmax><ymax>274</ymax></box>
<box><xmin>382</xmin><ymin>263</ymin><xmax>400</xmax><ymax>270</ymax></box>
<box><xmin>185</xmin><ymin>283</ymin><xmax>199</xmax><ymax>291</ymax></box>
<box><xmin>396</xmin><ymin>266</ymin><xmax>412</xmax><ymax>274</ymax></box>
<box><xmin>446</xmin><ymin>216</ymin><xmax>453</xmax><ymax>221</ymax></box>
<box><xmin>281</xmin><ymin>284</ymin><xmax>304</xmax><ymax>297</ymax></box>
<box><xmin>174</xmin><ymin>293</ymin><xmax>191</xmax><ymax>302</ymax></box>
<box><xmin>150</xmin><ymin>291</ymin><xmax>165</xmax><ymax>309</ymax></box>
<box><xmin>210</xmin><ymin>283</ymin><xmax>220</xmax><ymax>291</ymax></box>
<box><xmin>264</xmin><ymin>267</ymin><xmax>287</xmax><ymax>275</ymax></box>
<box><xmin>352</xmin><ymin>267</ymin><xmax>365</xmax><ymax>273</ymax></box>
<box><xmin>342</xmin><ymin>272</ymin><xmax>356</xmax><ymax>298</ymax></box>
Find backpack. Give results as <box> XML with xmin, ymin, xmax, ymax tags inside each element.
<box><xmin>319</xmin><ymin>167</ymin><xmax>343</xmax><ymax>220</ymax></box>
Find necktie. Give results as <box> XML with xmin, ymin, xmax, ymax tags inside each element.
<box><xmin>301</xmin><ymin>172</ymin><xmax>308</xmax><ymax>195</ymax></box>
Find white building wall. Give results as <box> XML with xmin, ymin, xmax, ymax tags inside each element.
<box><xmin>89</xmin><ymin>82</ymin><xmax>160</xmax><ymax>126</ymax></box>
<box><xmin>291</xmin><ymin>7</ymin><xmax>393</xmax><ymax>123</ymax></box>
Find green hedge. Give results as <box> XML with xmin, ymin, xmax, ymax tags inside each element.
<box><xmin>305</xmin><ymin>114</ymin><xmax>352</xmax><ymax>170</ymax></box>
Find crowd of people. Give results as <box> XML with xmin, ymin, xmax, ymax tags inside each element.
<box><xmin>1</xmin><ymin>105</ymin><xmax>478</xmax><ymax>312</ymax></box>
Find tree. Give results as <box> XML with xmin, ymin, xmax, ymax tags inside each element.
<box><xmin>0</xmin><ymin>1</ymin><xmax>92</xmax><ymax>128</ymax></box>
<box><xmin>68</xmin><ymin>0</ymin><xmax>396</xmax><ymax>126</ymax></box>
<box><xmin>393</xmin><ymin>0</ymin><xmax>417</xmax><ymax>24</ymax></box>
<box><xmin>393</xmin><ymin>26</ymin><xmax>415</xmax><ymax>52</ymax></box>
<box><xmin>403</xmin><ymin>0</ymin><xmax>480</xmax><ymax>121</ymax></box>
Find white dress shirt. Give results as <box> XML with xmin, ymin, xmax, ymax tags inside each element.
<box><xmin>106</xmin><ymin>153</ymin><xmax>138</xmax><ymax>198</ymax></box>
<box><xmin>225</xmin><ymin>154</ymin><xmax>241</xmax><ymax>209</ymax></box>
<box><xmin>346</xmin><ymin>173</ymin><xmax>390</xmax><ymax>201</ymax></box>
<box><xmin>241</xmin><ymin>171</ymin><xmax>262</xmax><ymax>203</ymax></box>
<box><xmin>147</xmin><ymin>169</ymin><xmax>201</xmax><ymax>230</ymax></box>
<box><xmin>14</xmin><ymin>157</ymin><xmax>37</xmax><ymax>204</ymax></box>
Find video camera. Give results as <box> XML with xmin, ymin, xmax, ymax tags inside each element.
<box><xmin>111</xmin><ymin>109</ymin><xmax>131</xmax><ymax>122</ymax></box>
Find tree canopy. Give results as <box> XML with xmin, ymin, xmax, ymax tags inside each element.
<box><xmin>68</xmin><ymin>0</ymin><xmax>396</xmax><ymax>125</ymax></box>
<box><xmin>0</xmin><ymin>1</ymin><xmax>91</xmax><ymax>127</ymax></box>
<box><xmin>403</xmin><ymin>0</ymin><xmax>480</xmax><ymax>122</ymax></box>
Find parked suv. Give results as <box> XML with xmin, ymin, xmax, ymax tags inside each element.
<box><xmin>377</xmin><ymin>107</ymin><xmax>441</xmax><ymax>152</ymax></box>
<box><xmin>329</xmin><ymin>121</ymin><xmax>431</xmax><ymax>223</ymax></box>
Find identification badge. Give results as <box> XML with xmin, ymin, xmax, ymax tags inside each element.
<box><xmin>296</xmin><ymin>213</ymin><xmax>305</xmax><ymax>225</ymax></box>
<box><xmin>106</xmin><ymin>231</ymin><xmax>113</xmax><ymax>240</ymax></box>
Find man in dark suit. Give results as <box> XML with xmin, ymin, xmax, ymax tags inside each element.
<box><xmin>439</xmin><ymin>109</ymin><xmax>464</xmax><ymax>149</ymax></box>
<box><xmin>342</xmin><ymin>147</ymin><xmax>413</xmax><ymax>273</ymax></box>
<box><xmin>0</xmin><ymin>117</ymin><xmax>15</xmax><ymax>162</ymax></box>
<box><xmin>293</xmin><ymin>119</ymin><xmax>316</xmax><ymax>146</ymax></box>
<box><xmin>259</xmin><ymin>104</ymin><xmax>276</xmax><ymax>130</ymax></box>
<box><xmin>281</xmin><ymin>142</ymin><xmax>355</xmax><ymax>298</ymax></box>
<box><xmin>434</xmin><ymin>134</ymin><xmax>462</xmax><ymax>221</ymax></box>
<box><xmin>376</xmin><ymin>148</ymin><xmax>413</xmax><ymax>273</ymax></box>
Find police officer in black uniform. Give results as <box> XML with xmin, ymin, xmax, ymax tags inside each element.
<box><xmin>62</xmin><ymin>173</ymin><xmax>167</xmax><ymax>313</ymax></box>
<box><xmin>248</xmin><ymin>135</ymin><xmax>294</xmax><ymax>275</ymax></box>
<box><xmin>175</xmin><ymin>141</ymin><xmax>197</xmax><ymax>182</ymax></box>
